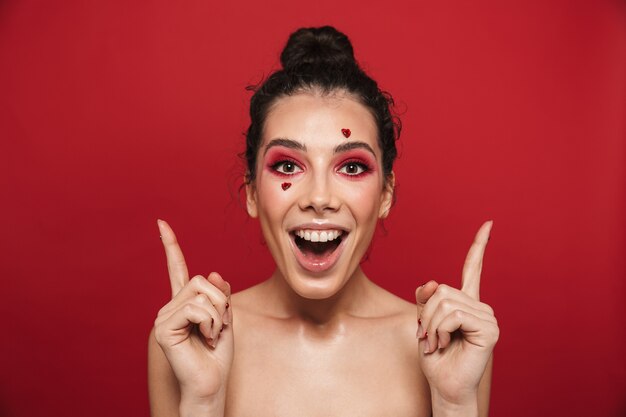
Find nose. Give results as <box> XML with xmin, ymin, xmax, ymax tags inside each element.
<box><xmin>298</xmin><ymin>171</ymin><xmax>339</xmax><ymax>214</ymax></box>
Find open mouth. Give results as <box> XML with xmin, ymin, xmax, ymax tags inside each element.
<box><xmin>290</xmin><ymin>229</ymin><xmax>347</xmax><ymax>272</ymax></box>
<box><xmin>294</xmin><ymin>230</ymin><xmax>343</xmax><ymax>256</ymax></box>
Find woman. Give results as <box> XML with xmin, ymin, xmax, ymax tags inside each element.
<box><xmin>148</xmin><ymin>26</ymin><xmax>499</xmax><ymax>417</ymax></box>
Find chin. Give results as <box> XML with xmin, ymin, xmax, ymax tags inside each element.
<box><xmin>282</xmin><ymin>268</ymin><xmax>351</xmax><ymax>300</ymax></box>
<box><xmin>266</xmin><ymin>224</ymin><xmax>366</xmax><ymax>300</ymax></box>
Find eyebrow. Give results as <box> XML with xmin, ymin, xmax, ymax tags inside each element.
<box><xmin>333</xmin><ymin>141</ymin><xmax>376</xmax><ymax>157</ymax></box>
<box><xmin>263</xmin><ymin>137</ymin><xmax>376</xmax><ymax>157</ymax></box>
<box><xmin>263</xmin><ymin>138</ymin><xmax>307</xmax><ymax>155</ymax></box>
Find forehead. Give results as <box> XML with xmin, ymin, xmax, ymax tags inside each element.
<box><xmin>262</xmin><ymin>92</ymin><xmax>379</xmax><ymax>152</ymax></box>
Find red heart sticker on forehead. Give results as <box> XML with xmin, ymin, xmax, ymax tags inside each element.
<box><xmin>341</xmin><ymin>128</ymin><xmax>351</xmax><ymax>138</ymax></box>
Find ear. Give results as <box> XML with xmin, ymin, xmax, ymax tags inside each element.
<box><xmin>245</xmin><ymin>179</ymin><xmax>258</xmax><ymax>218</ymax></box>
<box><xmin>379</xmin><ymin>172</ymin><xmax>395</xmax><ymax>219</ymax></box>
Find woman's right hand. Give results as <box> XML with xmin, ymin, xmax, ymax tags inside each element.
<box><xmin>153</xmin><ymin>219</ymin><xmax>234</xmax><ymax>408</ymax></box>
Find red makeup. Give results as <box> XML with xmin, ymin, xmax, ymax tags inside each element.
<box><xmin>265</xmin><ymin>148</ymin><xmax>376</xmax><ymax>181</ymax></box>
<box><xmin>335</xmin><ymin>151</ymin><xmax>376</xmax><ymax>179</ymax></box>
<box><xmin>265</xmin><ymin>149</ymin><xmax>305</xmax><ymax>178</ymax></box>
<box><xmin>341</xmin><ymin>128</ymin><xmax>351</xmax><ymax>138</ymax></box>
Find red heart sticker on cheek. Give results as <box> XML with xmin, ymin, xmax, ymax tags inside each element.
<box><xmin>341</xmin><ymin>128</ymin><xmax>351</xmax><ymax>138</ymax></box>
<box><xmin>281</xmin><ymin>182</ymin><xmax>291</xmax><ymax>191</ymax></box>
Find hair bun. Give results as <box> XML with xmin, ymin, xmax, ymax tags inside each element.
<box><xmin>280</xmin><ymin>26</ymin><xmax>356</xmax><ymax>72</ymax></box>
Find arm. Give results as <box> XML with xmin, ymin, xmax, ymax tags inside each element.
<box><xmin>430</xmin><ymin>353</ymin><xmax>492</xmax><ymax>417</ymax></box>
<box><xmin>149</xmin><ymin>327</ymin><xmax>226</xmax><ymax>417</ymax></box>
<box><xmin>478</xmin><ymin>353</ymin><xmax>493</xmax><ymax>417</ymax></box>
<box><xmin>148</xmin><ymin>327</ymin><xmax>181</xmax><ymax>417</ymax></box>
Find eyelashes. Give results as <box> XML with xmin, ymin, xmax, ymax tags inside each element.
<box><xmin>337</xmin><ymin>160</ymin><xmax>371</xmax><ymax>177</ymax></box>
<box><xmin>270</xmin><ymin>159</ymin><xmax>303</xmax><ymax>176</ymax></box>
<box><xmin>268</xmin><ymin>158</ymin><xmax>372</xmax><ymax>178</ymax></box>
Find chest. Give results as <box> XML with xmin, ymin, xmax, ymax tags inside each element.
<box><xmin>225</xmin><ymin>323</ymin><xmax>430</xmax><ymax>417</ymax></box>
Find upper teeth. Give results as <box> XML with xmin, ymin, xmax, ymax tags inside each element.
<box><xmin>295</xmin><ymin>229</ymin><xmax>343</xmax><ymax>242</ymax></box>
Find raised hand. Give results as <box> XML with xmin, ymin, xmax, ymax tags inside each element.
<box><xmin>415</xmin><ymin>221</ymin><xmax>499</xmax><ymax>409</ymax></box>
<box><xmin>153</xmin><ymin>219</ymin><xmax>234</xmax><ymax>406</ymax></box>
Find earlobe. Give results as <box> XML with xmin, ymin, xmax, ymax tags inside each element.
<box><xmin>379</xmin><ymin>172</ymin><xmax>395</xmax><ymax>219</ymax></box>
<box><xmin>246</xmin><ymin>182</ymin><xmax>258</xmax><ymax>218</ymax></box>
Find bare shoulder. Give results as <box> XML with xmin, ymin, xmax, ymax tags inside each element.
<box><xmin>357</xmin><ymin>282</ymin><xmax>427</xmax><ymax>393</ymax></box>
<box><xmin>370</xmin><ymin>284</ymin><xmax>428</xmax><ymax>395</ymax></box>
<box><xmin>370</xmin><ymin>281</ymin><xmax>416</xmax><ymax>315</ymax></box>
<box><xmin>229</xmin><ymin>280</ymin><xmax>272</xmax><ymax>315</ymax></box>
<box><xmin>367</xmin><ymin>282</ymin><xmax>420</xmax><ymax>347</ymax></box>
<box><xmin>228</xmin><ymin>280</ymin><xmax>278</xmax><ymax>332</ymax></box>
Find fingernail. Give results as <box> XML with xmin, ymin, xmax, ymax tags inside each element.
<box><xmin>159</xmin><ymin>235</ymin><xmax>162</xmax><ymax>240</ymax></box>
<box><xmin>423</xmin><ymin>339</ymin><xmax>430</xmax><ymax>354</ymax></box>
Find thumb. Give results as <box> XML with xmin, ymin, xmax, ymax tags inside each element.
<box><xmin>415</xmin><ymin>280</ymin><xmax>438</xmax><ymax>307</ymax></box>
<box><xmin>207</xmin><ymin>272</ymin><xmax>231</xmax><ymax>298</ymax></box>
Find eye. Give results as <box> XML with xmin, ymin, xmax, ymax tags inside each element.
<box><xmin>272</xmin><ymin>160</ymin><xmax>303</xmax><ymax>175</ymax></box>
<box><xmin>338</xmin><ymin>161</ymin><xmax>369</xmax><ymax>176</ymax></box>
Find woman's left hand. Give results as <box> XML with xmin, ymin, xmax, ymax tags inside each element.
<box><xmin>415</xmin><ymin>221</ymin><xmax>499</xmax><ymax>408</ymax></box>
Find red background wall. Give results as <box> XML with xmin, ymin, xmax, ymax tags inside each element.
<box><xmin>1</xmin><ymin>1</ymin><xmax>624</xmax><ymax>416</ymax></box>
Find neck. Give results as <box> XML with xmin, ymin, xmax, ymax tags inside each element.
<box><xmin>266</xmin><ymin>266</ymin><xmax>373</xmax><ymax>326</ymax></box>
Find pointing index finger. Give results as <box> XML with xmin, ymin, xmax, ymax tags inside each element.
<box><xmin>157</xmin><ymin>219</ymin><xmax>190</xmax><ymax>298</ymax></box>
<box><xmin>461</xmin><ymin>220</ymin><xmax>493</xmax><ymax>300</ymax></box>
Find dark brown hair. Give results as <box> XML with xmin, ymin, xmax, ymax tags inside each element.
<box><xmin>244</xmin><ymin>26</ymin><xmax>401</xmax><ymax>183</ymax></box>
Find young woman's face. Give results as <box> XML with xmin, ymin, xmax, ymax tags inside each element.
<box><xmin>246</xmin><ymin>91</ymin><xmax>394</xmax><ymax>299</ymax></box>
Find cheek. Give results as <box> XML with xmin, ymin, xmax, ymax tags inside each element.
<box><xmin>256</xmin><ymin>172</ymin><xmax>294</xmax><ymax>218</ymax></box>
<box><xmin>336</xmin><ymin>178</ymin><xmax>383</xmax><ymax>219</ymax></box>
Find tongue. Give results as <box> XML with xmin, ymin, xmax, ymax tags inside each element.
<box><xmin>298</xmin><ymin>240</ymin><xmax>337</xmax><ymax>260</ymax></box>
